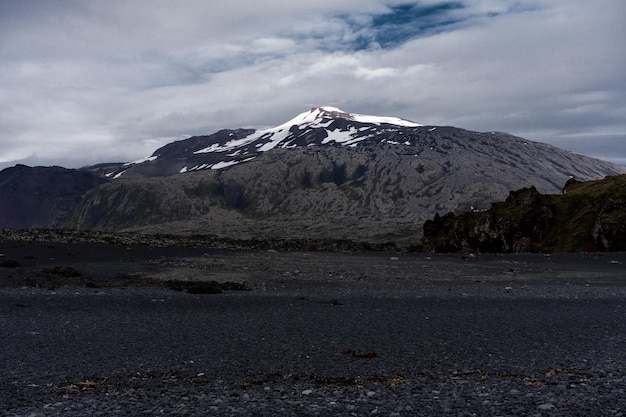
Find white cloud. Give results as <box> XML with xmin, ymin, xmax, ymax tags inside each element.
<box><xmin>0</xmin><ymin>0</ymin><xmax>625</xmax><ymax>170</ymax></box>
<box><xmin>354</xmin><ymin>66</ymin><xmax>398</xmax><ymax>80</ymax></box>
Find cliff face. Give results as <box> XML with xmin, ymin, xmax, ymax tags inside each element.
<box><xmin>591</xmin><ymin>197</ymin><xmax>626</xmax><ymax>251</ymax></box>
<box><xmin>423</xmin><ymin>186</ymin><xmax>556</xmax><ymax>252</ymax></box>
<box><xmin>423</xmin><ymin>175</ymin><xmax>626</xmax><ymax>253</ymax></box>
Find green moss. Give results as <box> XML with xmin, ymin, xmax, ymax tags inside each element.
<box><xmin>545</xmin><ymin>174</ymin><xmax>626</xmax><ymax>251</ymax></box>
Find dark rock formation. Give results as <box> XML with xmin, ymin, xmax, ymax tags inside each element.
<box><xmin>423</xmin><ymin>187</ymin><xmax>556</xmax><ymax>253</ymax></box>
<box><xmin>42</xmin><ymin>265</ymin><xmax>82</xmax><ymax>278</ymax></box>
<box><xmin>1</xmin><ymin>259</ymin><xmax>21</xmax><ymax>268</ymax></box>
<box><xmin>423</xmin><ymin>175</ymin><xmax>626</xmax><ymax>253</ymax></box>
<box><xmin>164</xmin><ymin>280</ymin><xmax>250</xmax><ymax>294</ymax></box>
<box><xmin>591</xmin><ymin>198</ymin><xmax>626</xmax><ymax>251</ymax></box>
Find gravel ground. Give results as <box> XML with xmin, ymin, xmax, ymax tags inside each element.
<box><xmin>1</xmin><ymin>241</ymin><xmax>626</xmax><ymax>416</ymax></box>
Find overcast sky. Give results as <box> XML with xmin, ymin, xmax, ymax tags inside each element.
<box><xmin>1</xmin><ymin>0</ymin><xmax>625</xmax><ymax>170</ymax></box>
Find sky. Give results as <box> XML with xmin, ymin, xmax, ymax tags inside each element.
<box><xmin>1</xmin><ymin>0</ymin><xmax>625</xmax><ymax>170</ymax></box>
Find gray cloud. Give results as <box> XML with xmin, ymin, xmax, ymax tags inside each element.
<box><xmin>1</xmin><ymin>0</ymin><xmax>625</xmax><ymax>170</ymax></box>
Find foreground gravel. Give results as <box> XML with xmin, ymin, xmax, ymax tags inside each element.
<box><xmin>2</xmin><ymin>280</ymin><xmax>626</xmax><ymax>416</ymax></box>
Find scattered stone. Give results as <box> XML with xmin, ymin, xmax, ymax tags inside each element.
<box><xmin>43</xmin><ymin>265</ymin><xmax>81</xmax><ymax>277</ymax></box>
<box><xmin>1</xmin><ymin>259</ymin><xmax>21</xmax><ymax>268</ymax></box>
<box><xmin>219</xmin><ymin>281</ymin><xmax>251</xmax><ymax>291</ymax></box>
<box><xmin>165</xmin><ymin>280</ymin><xmax>222</xmax><ymax>294</ymax></box>
<box><xmin>163</xmin><ymin>280</ymin><xmax>250</xmax><ymax>294</ymax></box>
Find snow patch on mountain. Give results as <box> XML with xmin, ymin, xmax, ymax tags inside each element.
<box><xmin>194</xmin><ymin>106</ymin><xmax>422</xmax><ymax>155</ymax></box>
<box><xmin>110</xmin><ymin>106</ymin><xmax>425</xmax><ymax>178</ymax></box>
<box><xmin>310</xmin><ymin>106</ymin><xmax>421</xmax><ymax>127</ymax></box>
<box><xmin>211</xmin><ymin>157</ymin><xmax>256</xmax><ymax>170</ymax></box>
<box><xmin>194</xmin><ymin>135</ymin><xmax>257</xmax><ymax>155</ymax></box>
<box><xmin>322</xmin><ymin>127</ymin><xmax>360</xmax><ymax>145</ymax></box>
<box><xmin>125</xmin><ymin>155</ymin><xmax>158</xmax><ymax>165</ymax></box>
<box><xmin>113</xmin><ymin>169</ymin><xmax>128</xmax><ymax>179</ymax></box>
<box><xmin>180</xmin><ymin>156</ymin><xmax>257</xmax><ymax>173</ymax></box>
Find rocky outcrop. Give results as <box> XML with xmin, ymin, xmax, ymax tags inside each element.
<box><xmin>423</xmin><ymin>175</ymin><xmax>626</xmax><ymax>253</ymax></box>
<box><xmin>423</xmin><ymin>187</ymin><xmax>556</xmax><ymax>252</ymax></box>
<box><xmin>591</xmin><ymin>198</ymin><xmax>626</xmax><ymax>251</ymax></box>
<box><xmin>164</xmin><ymin>280</ymin><xmax>250</xmax><ymax>294</ymax></box>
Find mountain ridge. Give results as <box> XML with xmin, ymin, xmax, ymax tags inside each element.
<box><xmin>64</xmin><ymin>107</ymin><xmax>626</xmax><ymax>244</ymax></box>
<box><xmin>2</xmin><ymin>106</ymin><xmax>625</xmax><ymax>246</ymax></box>
<box><xmin>88</xmin><ymin>106</ymin><xmax>626</xmax><ymax>182</ymax></box>
<box><xmin>92</xmin><ymin>106</ymin><xmax>427</xmax><ymax>178</ymax></box>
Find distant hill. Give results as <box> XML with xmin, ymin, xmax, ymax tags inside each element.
<box><xmin>0</xmin><ymin>165</ymin><xmax>108</xmax><ymax>229</ymax></box>
<box><xmin>422</xmin><ymin>174</ymin><xmax>626</xmax><ymax>252</ymax></box>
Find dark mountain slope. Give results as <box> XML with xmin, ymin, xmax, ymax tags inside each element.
<box><xmin>0</xmin><ymin>165</ymin><xmax>109</xmax><ymax>229</ymax></box>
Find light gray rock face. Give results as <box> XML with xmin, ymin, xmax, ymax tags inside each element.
<box><xmin>66</xmin><ymin>108</ymin><xmax>626</xmax><ymax>244</ymax></box>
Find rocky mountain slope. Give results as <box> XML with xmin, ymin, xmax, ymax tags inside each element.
<box><xmin>0</xmin><ymin>165</ymin><xmax>108</xmax><ymax>229</ymax></box>
<box><xmin>64</xmin><ymin>107</ymin><xmax>626</xmax><ymax>245</ymax></box>
<box><xmin>423</xmin><ymin>175</ymin><xmax>626</xmax><ymax>252</ymax></box>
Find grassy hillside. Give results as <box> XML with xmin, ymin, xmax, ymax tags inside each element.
<box><xmin>545</xmin><ymin>175</ymin><xmax>626</xmax><ymax>252</ymax></box>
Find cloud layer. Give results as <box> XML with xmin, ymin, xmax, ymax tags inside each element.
<box><xmin>1</xmin><ymin>0</ymin><xmax>625</xmax><ymax>169</ymax></box>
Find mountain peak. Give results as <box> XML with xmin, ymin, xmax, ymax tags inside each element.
<box><xmin>311</xmin><ymin>106</ymin><xmax>352</xmax><ymax>120</ymax></box>
<box><xmin>185</xmin><ymin>106</ymin><xmax>423</xmax><ymax>163</ymax></box>
<box><xmin>287</xmin><ymin>106</ymin><xmax>422</xmax><ymax>128</ymax></box>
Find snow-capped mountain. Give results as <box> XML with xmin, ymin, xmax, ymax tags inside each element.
<box><xmin>69</xmin><ymin>106</ymin><xmax>626</xmax><ymax>244</ymax></box>
<box><xmin>190</xmin><ymin>106</ymin><xmax>420</xmax><ymax>166</ymax></box>
<box><xmin>102</xmin><ymin>106</ymin><xmax>425</xmax><ymax>177</ymax></box>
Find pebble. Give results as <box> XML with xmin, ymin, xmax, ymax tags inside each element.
<box><xmin>12</xmin><ymin>376</ymin><xmax>624</xmax><ymax>417</ymax></box>
<box><xmin>4</xmin><ymin>268</ymin><xmax>626</xmax><ymax>416</ymax></box>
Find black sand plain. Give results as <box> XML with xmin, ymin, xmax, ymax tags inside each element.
<box><xmin>2</xmin><ymin>238</ymin><xmax>626</xmax><ymax>416</ymax></box>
